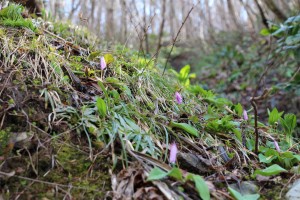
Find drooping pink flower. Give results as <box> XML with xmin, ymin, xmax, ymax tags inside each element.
<box><xmin>273</xmin><ymin>139</ymin><xmax>281</xmax><ymax>152</ymax></box>
<box><xmin>243</xmin><ymin>109</ymin><xmax>248</xmax><ymax>121</ymax></box>
<box><xmin>169</xmin><ymin>142</ymin><xmax>178</xmax><ymax>164</ymax></box>
<box><xmin>100</xmin><ymin>57</ymin><xmax>107</xmax><ymax>70</ymax></box>
<box><xmin>175</xmin><ymin>92</ymin><xmax>182</xmax><ymax>104</ymax></box>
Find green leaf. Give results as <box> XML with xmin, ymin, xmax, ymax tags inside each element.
<box><xmin>147</xmin><ymin>167</ymin><xmax>168</xmax><ymax>181</ymax></box>
<box><xmin>170</xmin><ymin>121</ymin><xmax>199</xmax><ymax>137</ymax></box>
<box><xmin>268</xmin><ymin>108</ymin><xmax>284</xmax><ymax>126</ymax></box>
<box><xmin>104</xmin><ymin>53</ymin><xmax>114</xmax><ymax>65</ymax></box>
<box><xmin>293</xmin><ymin>155</ymin><xmax>300</xmax><ymax>161</ymax></box>
<box><xmin>260</xmin><ymin>28</ymin><xmax>270</xmax><ymax>36</ymax></box>
<box><xmin>192</xmin><ymin>175</ymin><xmax>210</xmax><ymax>200</ymax></box>
<box><xmin>234</xmin><ymin>103</ymin><xmax>243</xmax><ymax>117</ymax></box>
<box><xmin>228</xmin><ymin>187</ymin><xmax>260</xmax><ymax>200</ymax></box>
<box><xmin>97</xmin><ymin>81</ymin><xmax>108</xmax><ymax>98</ymax></box>
<box><xmin>87</xmin><ymin>51</ymin><xmax>101</xmax><ymax>61</ymax></box>
<box><xmin>258</xmin><ymin>153</ymin><xmax>277</xmax><ymax>164</ymax></box>
<box><xmin>280</xmin><ymin>113</ymin><xmax>296</xmax><ymax>134</ymax></box>
<box><xmin>254</xmin><ymin>164</ymin><xmax>287</xmax><ymax>177</ymax></box>
<box><xmin>188</xmin><ymin>73</ymin><xmax>197</xmax><ymax>79</ymax></box>
<box><xmin>179</xmin><ymin>65</ymin><xmax>190</xmax><ymax>79</ymax></box>
<box><xmin>285</xmin><ymin>34</ymin><xmax>300</xmax><ymax>46</ymax></box>
<box><xmin>96</xmin><ymin>97</ymin><xmax>107</xmax><ymax>117</ymax></box>
<box><xmin>285</xmin><ymin>15</ymin><xmax>300</xmax><ymax>23</ymax></box>
<box><xmin>168</xmin><ymin>168</ymin><xmax>184</xmax><ymax>181</ymax></box>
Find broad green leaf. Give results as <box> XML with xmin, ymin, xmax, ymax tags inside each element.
<box><xmin>285</xmin><ymin>15</ymin><xmax>300</xmax><ymax>23</ymax></box>
<box><xmin>87</xmin><ymin>51</ymin><xmax>101</xmax><ymax>61</ymax></box>
<box><xmin>170</xmin><ymin>121</ymin><xmax>199</xmax><ymax>137</ymax></box>
<box><xmin>104</xmin><ymin>54</ymin><xmax>114</xmax><ymax>65</ymax></box>
<box><xmin>268</xmin><ymin>108</ymin><xmax>284</xmax><ymax>126</ymax></box>
<box><xmin>97</xmin><ymin>81</ymin><xmax>108</xmax><ymax>98</ymax></box>
<box><xmin>280</xmin><ymin>113</ymin><xmax>296</xmax><ymax>134</ymax></box>
<box><xmin>285</xmin><ymin>34</ymin><xmax>300</xmax><ymax>45</ymax></box>
<box><xmin>293</xmin><ymin>155</ymin><xmax>300</xmax><ymax>161</ymax></box>
<box><xmin>234</xmin><ymin>103</ymin><xmax>243</xmax><ymax>117</ymax></box>
<box><xmin>254</xmin><ymin>164</ymin><xmax>287</xmax><ymax>177</ymax></box>
<box><xmin>189</xmin><ymin>73</ymin><xmax>197</xmax><ymax>79</ymax></box>
<box><xmin>105</xmin><ymin>77</ymin><xmax>124</xmax><ymax>85</ymax></box>
<box><xmin>179</xmin><ymin>65</ymin><xmax>190</xmax><ymax>79</ymax></box>
<box><xmin>147</xmin><ymin>167</ymin><xmax>168</xmax><ymax>181</ymax></box>
<box><xmin>168</xmin><ymin>168</ymin><xmax>184</xmax><ymax>181</ymax></box>
<box><xmin>96</xmin><ymin>97</ymin><xmax>107</xmax><ymax>117</ymax></box>
<box><xmin>260</xmin><ymin>28</ymin><xmax>270</xmax><ymax>36</ymax></box>
<box><xmin>258</xmin><ymin>153</ymin><xmax>277</xmax><ymax>164</ymax></box>
<box><xmin>193</xmin><ymin>175</ymin><xmax>210</xmax><ymax>200</ymax></box>
<box><xmin>228</xmin><ymin>187</ymin><xmax>260</xmax><ymax>200</ymax></box>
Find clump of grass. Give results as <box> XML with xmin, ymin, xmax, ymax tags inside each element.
<box><xmin>0</xmin><ymin>4</ymin><xmax>36</xmax><ymax>31</ymax></box>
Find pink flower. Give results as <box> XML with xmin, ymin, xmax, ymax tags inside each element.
<box><xmin>169</xmin><ymin>142</ymin><xmax>178</xmax><ymax>164</ymax></box>
<box><xmin>175</xmin><ymin>92</ymin><xmax>182</xmax><ymax>104</ymax></box>
<box><xmin>243</xmin><ymin>109</ymin><xmax>248</xmax><ymax>121</ymax></box>
<box><xmin>100</xmin><ymin>57</ymin><xmax>107</xmax><ymax>70</ymax></box>
<box><xmin>273</xmin><ymin>139</ymin><xmax>281</xmax><ymax>152</ymax></box>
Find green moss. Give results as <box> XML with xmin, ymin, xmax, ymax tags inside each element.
<box><xmin>56</xmin><ymin>145</ymin><xmax>91</xmax><ymax>174</ymax></box>
<box><xmin>0</xmin><ymin>4</ymin><xmax>37</xmax><ymax>32</ymax></box>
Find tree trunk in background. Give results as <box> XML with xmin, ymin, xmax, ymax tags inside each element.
<box><xmin>169</xmin><ymin>0</ymin><xmax>175</xmax><ymax>40</ymax></box>
<box><xmin>254</xmin><ymin>0</ymin><xmax>269</xmax><ymax>28</ymax></box>
<box><xmin>120</xmin><ymin>0</ymin><xmax>127</xmax><ymax>43</ymax></box>
<box><xmin>238</xmin><ymin>0</ymin><xmax>256</xmax><ymax>30</ymax></box>
<box><xmin>296</xmin><ymin>0</ymin><xmax>300</xmax><ymax>10</ymax></box>
<box><xmin>263</xmin><ymin>0</ymin><xmax>287</xmax><ymax>21</ymax></box>
<box><xmin>156</xmin><ymin>0</ymin><xmax>166</xmax><ymax>59</ymax></box>
<box><xmin>185</xmin><ymin>0</ymin><xmax>193</xmax><ymax>39</ymax></box>
<box><xmin>218</xmin><ymin>0</ymin><xmax>229</xmax><ymax>31</ymax></box>
<box><xmin>227</xmin><ymin>0</ymin><xmax>240</xmax><ymax>30</ymax></box>
<box><xmin>45</xmin><ymin>0</ymin><xmax>296</xmax><ymax>53</ymax></box>
<box><xmin>96</xmin><ymin>1</ymin><xmax>102</xmax><ymax>37</ymax></box>
<box><xmin>143</xmin><ymin>0</ymin><xmax>149</xmax><ymax>55</ymax></box>
<box><xmin>181</xmin><ymin>0</ymin><xmax>187</xmax><ymax>40</ymax></box>
<box><xmin>68</xmin><ymin>0</ymin><xmax>81</xmax><ymax>21</ymax></box>
<box><xmin>105</xmin><ymin>0</ymin><xmax>114</xmax><ymax>41</ymax></box>
<box><xmin>90</xmin><ymin>0</ymin><xmax>96</xmax><ymax>29</ymax></box>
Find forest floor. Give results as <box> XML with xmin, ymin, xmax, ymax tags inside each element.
<box><xmin>0</xmin><ymin>4</ymin><xmax>300</xmax><ymax>200</ymax></box>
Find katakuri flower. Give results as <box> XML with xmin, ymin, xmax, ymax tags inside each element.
<box><xmin>169</xmin><ymin>142</ymin><xmax>178</xmax><ymax>164</ymax></box>
<box><xmin>243</xmin><ymin>109</ymin><xmax>248</xmax><ymax>121</ymax></box>
<box><xmin>100</xmin><ymin>56</ymin><xmax>107</xmax><ymax>70</ymax></box>
<box><xmin>273</xmin><ymin>139</ymin><xmax>281</xmax><ymax>152</ymax></box>
<box><xmin>175</xmin><ymin>92</ymin><xmax>182</xmax><ymax>104</ymax></box>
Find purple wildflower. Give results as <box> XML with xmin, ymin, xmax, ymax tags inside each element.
<box><xmin>169</xmin><ymin>142</ymin><xmax>178</xmax><ymax>164</ymax></box>
<box><xmin>175</xmin><ymin>92</ymin><xmax>182</xmax><ymax>104</ymax></box>
<box><xmin>273</xmin><ymin>139</ymin><xmax>281</xmax><ymax>152</ymax></box>
<box><xmin>243</xmin><ymin>109</ymin><xmax>248</xmax><ymax>121</ymax></box>
<box><xmin>100</xmin><ymin>57</ymin><xmax>107</xmax><ymax>70</ymax></box>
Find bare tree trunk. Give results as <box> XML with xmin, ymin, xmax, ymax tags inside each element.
<box><xmin>238</xmin><ymin>0</ymin><xmax>256</xmax><ymax>30</ymax></box>
<box><xmin>155</xmin><ymin>0</ymin><xmax>166</xmax><ymax>59</ymax></box>
<box><xmin>68</xmin><ymin>0</ymin><xmax>81</xmax><ymax>21</ymax></box>
<box><xmin>181</xmin><ymin>0</ymin><xmax>187</xmax><ymax>39</ymax></box>
<box><xmin>90</xmin><ymin>0</ymin><xmax>96</xmax><ymax>28</ymax></box>
<box><xmin>96</xmin><ymin>0</ymin><xmax>102</xmax><ymax>37</ymax></box>
<box><xmin>120</xmin><ymin>0</ymin><xmax>127</xmax><ymax>43</ymax></box>
<box><xmin>105</xmin><ymin>0</ymin><xmax>114</xmax><ymax>41</ymax></box>
<box><xmin>143</xmin><ymin>0</ymin><xmax>149</xmax><ymax>55</ymax></box>
<box><xmin>227</xmin><ymin>0</ymin><xmax>240</xmax><ymax>30</ymax></box>
<box><xmin>263</xmin><ymin>0</ymin><xmax>287</xmax><ymax>21</ymax></box>
<box><xmin>254</xmin><ymin>0</ymin><xmax>269</xmax><ymax>28</ymax></box>
<box><xmin>168</xmin><ymin>0</ymin><xmax>175</xmax><ymax>40</ymax></box>
<box><xmin>218</xmin><ymin>0</ymin><xmax>230</xmax><ymax>30</ymax></box>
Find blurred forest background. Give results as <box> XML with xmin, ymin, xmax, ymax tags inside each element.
<box><xmin>45</xmin><ymin>0</ymin><xmax>300</xmax><ymax>119</ymax></box>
